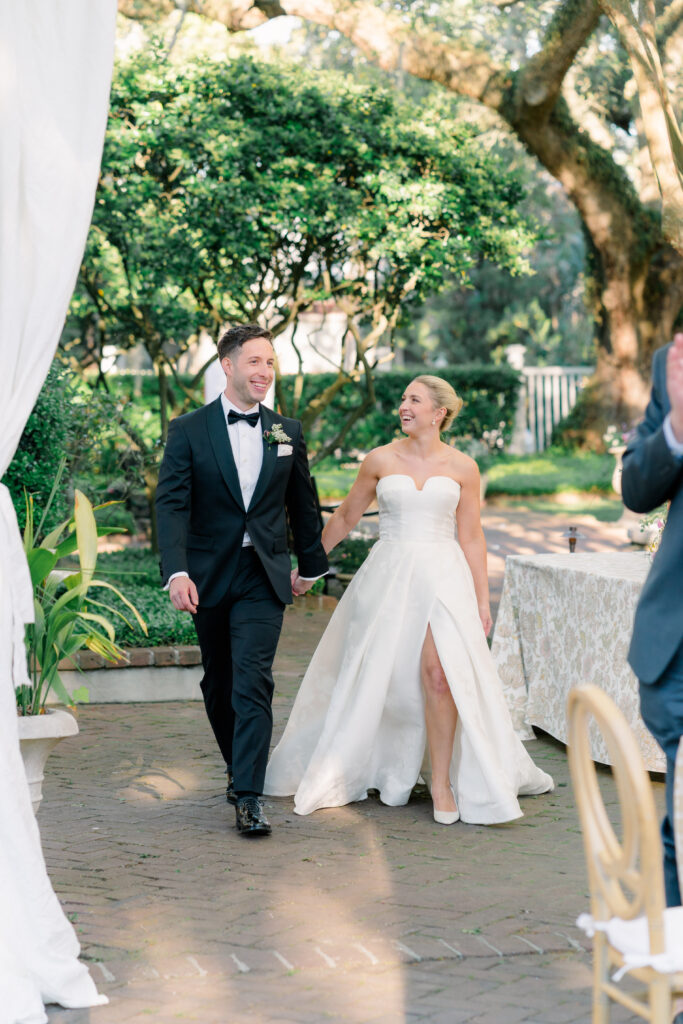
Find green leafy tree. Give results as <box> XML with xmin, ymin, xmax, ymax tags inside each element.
<box><xmin>394</xmin><ymin>158</ymin><xmax>593</xmax><ymax>367</ymax></box>
<box><xmin>119</xmin><ymin>0</ymin><xmax>683</xmax><ymax>437</ymax></box>
<box><xmin>66</xmin><ymin>48</ymin><xmax>535</xmax><ymax>527</ymax></box>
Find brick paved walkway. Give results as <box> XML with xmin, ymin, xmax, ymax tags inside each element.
<box><xmin>481</xmin><ymin>499</ymin><xmax>633</xmax><ymax>620</ymax></box>
<box><xmin>41</xmin><ymin>510</ymin><xmax>654</xmax><ymax>1023</ymax></box>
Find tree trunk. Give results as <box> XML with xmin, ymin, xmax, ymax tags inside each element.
<box><xmin>143</xmin><ymin>465</ymin><xmax>159</xmax><ymax>554</ymax></box>
<box><xmin>583</xmin><ymin>231</ymin><xmax>683</xmax><ymax>426</ymax></box>
<box><xmin>157</xmin><ymin>359</ymin><xmax>170</xmax><ymax>444</ymax></box>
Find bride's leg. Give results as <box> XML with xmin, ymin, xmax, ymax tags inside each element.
<box><xmin>421</xmin><ymin>626</ymin><xmax>458</xmax><ymax>814</ymax></box>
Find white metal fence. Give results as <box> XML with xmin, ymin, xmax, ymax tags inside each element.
<box><xmin>518</xmin><ymin>366</ymin><xmax>593</xmax><ymax>453</ymax></box>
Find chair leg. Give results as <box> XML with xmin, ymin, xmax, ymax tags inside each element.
<box><xmin>593</xmin><ymin>935</ymin><xmax>610</xmax><ymax>1024</ymax></box>
<box><xmin>648</xmin><ymin>978</ymin><xmax>671</xmax><ymax>1024</ymax></box>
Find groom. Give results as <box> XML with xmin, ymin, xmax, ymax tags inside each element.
<box><xmin>622</xmin><ymin>332</ymin><xmax>683</xmax><ymax>906</ymax></box>
<box><xmin>155</xmin><ymin>323</ymin><xmax>328</xmax><ymax>837</ymax></box>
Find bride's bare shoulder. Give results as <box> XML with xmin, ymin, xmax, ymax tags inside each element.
<box><xmin>361</xmin><ymin>443</ymin><xmax>400</xmax><ymax>473</ymax></box>
<box><xmin>445</xmin><ymin>446</ymin><xmax>480</xmax><ymax>482</ymax></box>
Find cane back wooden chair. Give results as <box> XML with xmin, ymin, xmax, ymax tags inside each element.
<box><xmin>568</xmin><ymin>684</ymin><xmax>683</xmax><ymax>1024</ymax></box>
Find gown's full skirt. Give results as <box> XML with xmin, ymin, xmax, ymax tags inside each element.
<box><xmin>265</xmin><ymin>475</ymin><xmax>553</xmax><ymax>823</ymax></box>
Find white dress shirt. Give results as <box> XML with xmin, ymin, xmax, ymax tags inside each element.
<box><xmin>221</xmin><ymin>394</ymin><xmax>262</xmax><ymax>545</ymax></box>
<box><xmin>663</xmin><ymin>413</ymin><xmax>683</xmax><ymax>458</ymax></box>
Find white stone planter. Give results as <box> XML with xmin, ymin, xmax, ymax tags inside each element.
<box><xmin>17</xmin><ymin>708</ymin><xmax>79</xmax><ymax>813</ymax></box>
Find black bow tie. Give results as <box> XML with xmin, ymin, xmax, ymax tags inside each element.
<box><xmin>228</xmin><ymin>409</ymin><xmax>259</xmax><ymax>427</ymax></box>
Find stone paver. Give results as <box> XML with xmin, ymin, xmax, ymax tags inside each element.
<box><xmin>40</xmin><ymin>509</ymin><xmax>655</xmax><ymax>1023</ymax></box>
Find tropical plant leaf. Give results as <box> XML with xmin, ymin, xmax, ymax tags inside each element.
<box><xmin>47</xmin><ymin>583</ymin><xmax>87</xmax><ymax>619</ymax></box>
<box><xmin>31</xmin><ymin>600</ymin><xmax>45</xmax><ymax>642</ymax></box>
<box><xmin>74</xmin><ymin>490</ymin><xmax>98</xmax><ymax>587</ymax></box>
<box><xmin>77</xmin><ymin>611</ymin><xmax>117</xmax><ymax>642</ymax></box>
<box><xmin>55</xmin><ymin>525</ymin><xmax>122</xmax><ymax>559</ymax></box>
<box><xmin>35</xmin><ymin>456</ymin><xmax>67</xmax><ymax>539</ymax></box>
<box><xmin>85</xmin><ymin>633</ymin><xmax>124</xmax><ymax>660</ymax></box>
<box><xmin>92</xmin><ymin>499</ymin><xmax>123</xmax><ymax>512</ymax></box>
<box><xmin>48</xmin><ymin>668</ymin><xmax>75</xmax><ymax>707</ymax></box>
<box><xmin>87</xmin><ymin>580</ymin><xmax>148</xmax><ymax>634</ymax></box>
<box><xmin>23</xmin><ymin>493</ymin><xmax>34</xmax><ymax>551</ymax></box>
<box><xmin>85</xmin><ymin>596</ymin><xmax>142</xmax><ymax>634</ymax></box>
<box><xmin>26</xmin><ymin>548</ymin><xmax>58</xmax><ymax>588</ymax></box>
<box><xmin>42</xmin><ymin>521</ymin><xmax>72</xmax><ymax>552</ymax></box>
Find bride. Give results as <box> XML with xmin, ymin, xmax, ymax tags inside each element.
<box><xmin>266</xmin><ymin>375</ymin><xmax>553</xmax><ymax>824</ymax></box>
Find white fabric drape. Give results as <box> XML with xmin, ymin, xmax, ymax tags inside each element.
<box><xmin>0</xmin><ymin>4</ymin><xmax>116</xmax><ymax>1021</ymax></box>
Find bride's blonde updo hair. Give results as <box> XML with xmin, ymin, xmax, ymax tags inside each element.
<box><xmin>411</xmin><ymin>375</ymin><xmax>463</xmax><ymax>432</ymax></box>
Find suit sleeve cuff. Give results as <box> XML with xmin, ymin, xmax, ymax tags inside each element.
<box><xmin>663</xmin><ymin>413</ymin><xmax>683</xmax><ymax>457</ymax></box>
<box><xmin>164</xmin><ymin>570</ymin><xmax>189</xmax><ymax>591</ymax></box>
<box><xmin>298</xmin><ymin>573</ymin><xmax>327</xmax><ymax>581</ymax></box>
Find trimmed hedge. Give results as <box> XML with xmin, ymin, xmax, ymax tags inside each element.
<box><xmin>95</xmin><ymin>539</ymin><xmax>379</xmax><ymax>647</ymax></box>
<box><xmin>279</xmin><ymin>364</ymin><xmax>521</xmax><ymax>456</ymax></box>
<box><xmin>96</xmin><ymin>548</ymin><xmax>197</xmax><ymax>649</ymax></box>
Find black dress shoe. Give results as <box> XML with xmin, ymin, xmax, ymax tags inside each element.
<box><xmin>235</xmin><ymin>796</ymin><xmax>272</xmax><ymax>837</ymax></box>
<box><xmin>225</xmin><ymin>766</ymin><xmax>236</xmax><ymax>805</ymax></box>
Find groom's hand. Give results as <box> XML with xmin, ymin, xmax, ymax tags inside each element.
<box><xmin>169</xmin><ymin>576</ymin><xmax>199</xmax><ymax>614</ymax></box>
<box><xmin>291</xmin><ymin>569</ymin><xmax>314</xmax><ymax>597</ymax></box>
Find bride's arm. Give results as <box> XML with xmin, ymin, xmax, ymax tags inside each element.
<box><xmin>455</xmin><ymin>458</ymin><xmax>492</xmax><ymax>636</ymax></box>
<box><xmin>322</xmin><ymin>452</ymin><xmax>382</xmax><ymax>554</ymax></box>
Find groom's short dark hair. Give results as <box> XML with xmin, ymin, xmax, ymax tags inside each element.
<box><xmin>218</xmin><ymin>323</ymin><xmax>273</xmax><ymax>361</ymax></box>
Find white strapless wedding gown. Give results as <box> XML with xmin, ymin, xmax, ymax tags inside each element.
<box><xmin>265</xmin><ymin>475</ymin><xmax>553</xmax><ymax>823</ymax></box>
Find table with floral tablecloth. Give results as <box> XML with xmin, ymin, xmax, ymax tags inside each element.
<box><xmin>491</xmin><ymin>551</ymin><xmax>665</xmax><ymax>771</ymax></box>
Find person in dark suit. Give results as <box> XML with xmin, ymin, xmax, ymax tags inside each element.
<box><xmin>155</xmin><ymin>324</ymin><xmax>328</xmax><ymax>836</ymax></box>
<box><xmin>622</xmin><ymin>332</ymin><xmax>683</xmax><ymax>905</ymax></box>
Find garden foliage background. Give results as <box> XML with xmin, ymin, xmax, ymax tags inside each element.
<box><xmin>6</xmin><ymin>1</ymin><xmax>681</xmax><ymax>653</ymax></box>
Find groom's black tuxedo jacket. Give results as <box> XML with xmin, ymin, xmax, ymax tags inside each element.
<box><xmin>622</xmin><ymin>344</ymin><xmax>683</xmax><ymax>684</ymax></box>
<box><xmin>155</xmin><ymin>399</ymin><xmax>328</xmax><ymax>607</ymax></box>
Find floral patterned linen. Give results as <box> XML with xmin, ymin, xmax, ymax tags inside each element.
<box><xmin>491</xmin><ymin>552</ymin><xmax>665</xmax><ymax>771</ymax></box>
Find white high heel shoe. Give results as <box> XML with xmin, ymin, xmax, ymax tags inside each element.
<box><xmin>433</xmin><ymin>786</ymin><xmax>459</xmax><ymax>825</ymax></box>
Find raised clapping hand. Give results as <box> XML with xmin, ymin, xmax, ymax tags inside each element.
<box><xmin>667</xmin><ymin>331</ymin><xmax>683</xmax><ymax>443</ymax></box>
<box><xmin>291</xmin><ymin>569</ymin><xmax>315</xmax><ymax>597</ymax></box>
<box><xmin>169</xmin><ymin>576</ymin><xmax>199</xmax><ymax>614</ymax></box>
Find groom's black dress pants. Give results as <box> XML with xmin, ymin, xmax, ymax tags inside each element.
<box><xmin>193</xmin><ymin>547</ymin><xmax>285</xmax><ymax>796</ymax></box>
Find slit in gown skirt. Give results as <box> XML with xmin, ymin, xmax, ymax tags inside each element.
<box><xmin>264</xmin><ymin>474</ymin><xmax>554</xmax><ymax>823</ymax></box>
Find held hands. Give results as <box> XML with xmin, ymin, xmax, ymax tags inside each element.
<box><xmin>291</xmin><ymin>568</ymin><xmax>315</xmax><ymax>597</ymax></box>
<box><xmin>479</xmin><ymin>603</ymin><xmax>493</xmax><ymax>637</ymax></box>
<box><xmin>169</xmin><ymin>576</ymin><xmax>199</xmax><ymax>614</ymax></box>
<box><xmin>667</xmin><ymin>332</ymin><xmax>683</xmax><ymax>443</ymax></box>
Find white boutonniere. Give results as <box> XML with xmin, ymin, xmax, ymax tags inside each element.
<box><xmin>263</xmin><ymin>423</ymin><xmax>291</xmax><ymax>446</ymax></box>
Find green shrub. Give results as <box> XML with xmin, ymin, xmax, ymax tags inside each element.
<box><xmin>96</xmin><ymin>548</ymin><xmax>197</xmax><ymax>648</ymax></box>
<box><xmin>279</xmin><ymin>364</ymin><xmax>520</xmax><ymax>457</ymax></box>
<box><xmin>329</xmin><ymin>537</ymin><xmax>376</xmax><ymax>573</ymax></box>
<box><xmin>3</xmin><ymin>364</ymin><xmax>75</xmax><ymax>530</ymax></box>
<box><xmin>96</xmin><ymin>541</ymin><xmax>382</xmax><ymax>646</ymax></box>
